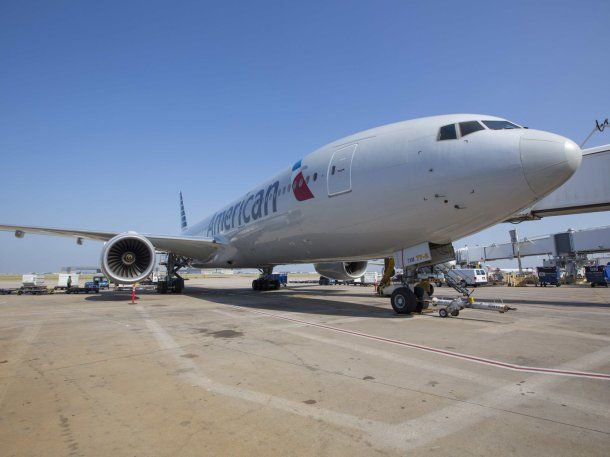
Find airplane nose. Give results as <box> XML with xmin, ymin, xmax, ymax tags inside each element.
<box><xmin>519</xmin><ymin>131</ymin><xmax>582</xmax><ymax>198</ymax></box>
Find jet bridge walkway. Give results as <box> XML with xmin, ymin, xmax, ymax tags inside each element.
<box><xmin>456</xmin><ymin>225</ymin><xmax>610</xmax><ymax>264</ymax></box>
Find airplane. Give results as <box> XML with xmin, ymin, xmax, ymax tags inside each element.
<box><xmin>0</xmin><ymin>114</ymin><xmax>582</xmax><ymax>312</ymax></box>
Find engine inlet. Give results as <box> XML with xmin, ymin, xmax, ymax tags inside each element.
<box><xmin>101</xmin><ymin>234</ymin><xmax>155</xmax><ymax>284</ymax></box>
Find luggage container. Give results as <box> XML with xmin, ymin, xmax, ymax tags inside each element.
<box><xmin>56</xmin><ymin>273</ymin><xmax>79</xmax><ymax>290</ymax></box>
<box><xmin>22</xmin><ymin>274</ymin><xmax>45</xmax><ymax>287</ymax></box>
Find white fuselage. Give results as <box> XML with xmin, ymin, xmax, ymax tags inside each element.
<box><xmin>185</xmin><ymin>114</ymin><xmax>581</xmax><ymax>268</ymax></box>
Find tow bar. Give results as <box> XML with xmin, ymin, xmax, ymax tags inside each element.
<box><xmin>431</xmin><ymin>296</ymin><xmax>516</xmax><ymax>318</ymax></box>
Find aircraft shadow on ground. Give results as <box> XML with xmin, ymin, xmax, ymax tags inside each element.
<box><xmin>182</xmin><ymin>286</ymin><xmax>409</xmax><ymax>319</ymax></box>
<box><xmin>83</xmin><ymin>287</ymin><xmax>404</xmax><ymax>318</ymax></box>
<box><xmin>84</xmin><ymin>291</ymin><xmax>158</xmax><ymax>302</ymax></box>
<box><xmin>83</xmin><ymin>286</ymin><xmax>608</xmax><ymax>313</ymax></box>
<box><xmin>82</xmin><ymin>286</ymin><xmax>401</xmax><ymax>318</ymax></box>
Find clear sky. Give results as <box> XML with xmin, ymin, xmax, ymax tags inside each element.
<box><xmin>1</xmin><ymin>0</ymin><xmax>609</xmax><ymax>273</ymax></box>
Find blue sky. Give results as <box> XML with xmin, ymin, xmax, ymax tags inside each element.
<box><xmin>1</xmin><ymin>0</ymin><xmax>609</xmax><ymax>273</ymax></box>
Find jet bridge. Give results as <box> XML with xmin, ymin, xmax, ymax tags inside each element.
<box><xmin>507</xmin><ymin>144</ymin><xmax>610</xmax><ymax>222</ymax></box>
<box><xmin>456</xmin><ymin>225</ymin><xmax>610</xmax><ymax>264</ymax></box>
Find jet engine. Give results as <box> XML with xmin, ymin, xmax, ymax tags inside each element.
<box><xmin>101</xmin><ymin>233</ymin><xmax>156</xmax><ymax>284</ymax></box>
<box><xmin>313</xmin><ymin>261</ymin><xmax>368</xmax><ymax>281</ymax></box>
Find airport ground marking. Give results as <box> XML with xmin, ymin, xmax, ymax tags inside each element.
<box><xmin>140</xmin><ymin>301</ymin><xmax>610</xmax><ymax>450</ymax></box>
<box><xmin>0</xmin><ymin>323</ymin><xmax>41</xmax><ymax>406</ymax></box>
<box><xmin>134</xmin><ymin>304</ymin><xmax>413</xmax><ymax>451</ymax></box>
<box><xmin>231</xmin><ymin>306</ymin><xmax>610</xmax><ymax>381</ymax></box>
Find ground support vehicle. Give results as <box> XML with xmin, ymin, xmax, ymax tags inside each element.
<box><xmin>65</xmin><ymin>282</ymin><xmax>100</xmax><ymax>294</ymax></box>
<box><xmin>19</xmin><ymin>286</ymin><xmax>53</xmax><ymax>295</ymax></box>
<box><xmin>505</xmin><ymin>272</ymin><xmax>537</xmax><ymax>287</ymax></box>
<box><xmin>585</xmin><ymin>265</ymin><xmax>608</xmax><ymax>287</ymax></box>
<box><xmin>0</xmin><ymin>288</ymin><xmax>18</xmax><ymax>295</ymax></box>
<box><xmin>318</xmin><ymin>276</ymin><xmax>338</xmax><ymax>286</ymax></box>
<box><xmin>252</xmin><ymin>273</ymin><xmax>287</xmax><ymax>291</ymax></box>
<box><xmin>92</xmin><ymin>275</ymin><xmax>110</xmax><ymax>289</ymax></box>
<box><xmin>449</xmin><ymin>269</ymin><xmax>488</xmax><ymax>287</ymax></box>
<box><xmin>536</xmin><ymin>266</ymin><xmax>561</xmax><ymax>287</ymax></box>
<box><xmin>1</xmin><ymin>286</ymin><xmax>54</xmax><ymax>295</ymax></box>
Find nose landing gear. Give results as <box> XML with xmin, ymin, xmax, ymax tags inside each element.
<box><xmin>390</xmin><ymin>287</ymin><xmax>418</xmax><ymax>314</ymax></box>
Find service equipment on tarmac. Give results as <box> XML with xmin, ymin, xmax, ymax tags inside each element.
<box><xmin>585</xmin><ymin>265</ymin><xmax>609</xmax><ymax>287</ymax></box>
<box><xmin>536</xmin><ymin>266</ymin><xmax>561</xmax><ymax>287</ymax></box>
<box><xmin>381</xmin><ymin>242</ymin><xmax>516</xmax><ymax>317</ymax></box>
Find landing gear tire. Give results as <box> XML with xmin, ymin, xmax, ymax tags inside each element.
<box><xmin>157</xmin><ymin>281</ymin><xmax>168</xmax><ymax>294</ymax></box>
<box><xmin>391</xmin><ymin>287</ymin><xmax>417</xmax><ymax>314</ymax></box>
<box><xmin>173</xmin><ymin>278</ymin><xmax>185</xmax><ymax>294</ymax></box>
<box><xmin>439</xmin><ymin>308</ymin><xmax>448</xmax><ymax>318</ymax></box>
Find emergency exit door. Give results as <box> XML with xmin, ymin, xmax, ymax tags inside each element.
<box><xmin>327</xmin><ymin>144</ymin><xmax>357</xmax><ymax>196</ymax></box>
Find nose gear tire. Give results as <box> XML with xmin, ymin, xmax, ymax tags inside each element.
<box><xmin>391</xmin><ymin>287</ymin><xmax>417</xmax><ymax>314</ymax></box>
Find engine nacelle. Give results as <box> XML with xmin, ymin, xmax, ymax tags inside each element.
<box><xmin>313</xmin><ymin>261</ymin><xmax>368</xmax><ymax>281</ymax></box>
<box><xmin>101</xmin><ymin>233</ymin><xmax>156</xmax><ymax>284</ymax></box>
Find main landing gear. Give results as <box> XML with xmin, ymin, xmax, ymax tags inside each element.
<box><xmin>157</xmin><ymin>253</ymin><xmax>188</xmax><ymax>294</ymax></box>
<box><xmin>252</xmin><ymin>267</ymin><xmax>281</xmax><ymax>291</ymax></box>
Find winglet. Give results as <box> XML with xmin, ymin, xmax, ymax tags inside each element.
<box><xmin>179</xmin><ymin>191</ymin><xmax>188</xmax><ymax>232</ymax></box>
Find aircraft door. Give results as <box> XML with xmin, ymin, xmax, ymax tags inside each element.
<box><xmin>327</xmin><ymin>144</ymin><xmax>357</xmax><ymax>196</ymax></box>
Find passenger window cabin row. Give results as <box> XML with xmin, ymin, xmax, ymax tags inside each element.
<box><xmin>279</xmin><ymin>172</ymin><xmax>319</xmax><ymax>196</ymax></box>
<box><xmin>438</xmin><ymin>120</ymin><xmax>521</xmax><ymax>141</ymax></box>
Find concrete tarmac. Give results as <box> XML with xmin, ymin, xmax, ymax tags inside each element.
<box><xmin>1</xmin><ymin>278</ymin><xmax>609</xmax><ymax>456</ymax></box>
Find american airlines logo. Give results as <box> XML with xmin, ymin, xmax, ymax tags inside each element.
<box><xmin>206</xmin><ymin>159</ymin><xmax>316</xmax><ymax>237</ymax></box>
<box><xmin>207</xmin><ymin>181</ymin><xmax>280</xmax><ymax>236</ymax></box>
<box><xmin>291</xmin><ymin>160</ymin><xmax>314</xmax><ymax>202</ymax></box>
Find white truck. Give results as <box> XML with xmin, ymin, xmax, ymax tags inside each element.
<box><xmin>448</xmin><ymin>268</ymin><xmax>488</xmax><ymax>287</ymax></box>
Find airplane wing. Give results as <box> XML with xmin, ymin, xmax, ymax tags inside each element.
<box><xmin>0</xmin><ymin>224</ymin><xmax>222</xmax><ymax>261</ymax></box>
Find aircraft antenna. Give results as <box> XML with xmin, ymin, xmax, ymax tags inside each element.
<box><xmin>580</xmin><ymin>118</ymin><xmax>609</xmax><ymax>148</ymax></box>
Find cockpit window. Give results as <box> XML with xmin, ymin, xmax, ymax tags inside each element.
<box><xmin>438</xmin><ymin>124</ymin><xmax>457</xmax><ymax>140</ymax></box>
<box><xmin>459</xmin><ymin>121</ymin><xmax>485</xmax><ymax>137</ymax></box>
<box><xmin>482</xmin><ymin>120</ymin><xmax>521</xmax><ymax>130</ymax></box>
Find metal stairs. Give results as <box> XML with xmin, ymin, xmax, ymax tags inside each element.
<box><xmin>433</xmin><ymin>263</ymin><xmax>472</xmax><ymax>296</ymax></box>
